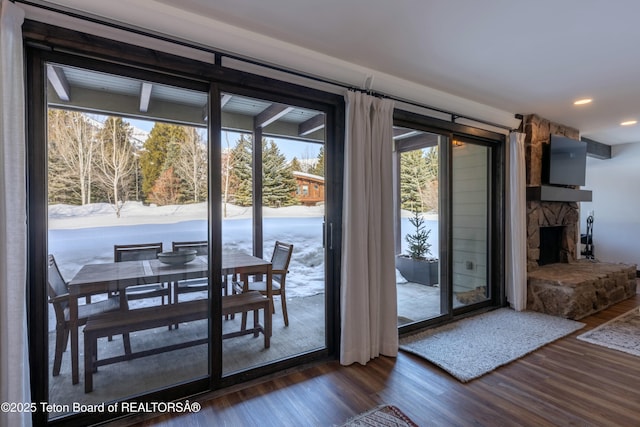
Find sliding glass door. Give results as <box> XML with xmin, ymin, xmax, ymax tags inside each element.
<box><xmin>41</xmin><ymin>67</ymin><xmax>334</xmax><ymax>418</ymax></box>
<box><xmin>394</xmin><ymin>117</ymin><xmax>504</xmax><ymax>331</ymax></box>
<box><xmin>44</xmin><ymin>62</ymin><xmax>211</xmax><ymax>417</ymax></box>
<box><xmin>27</xmin><ymin>31</ymin><xmax>342</xmax><ymax>423</ymax></box>
<box><xmin>451</xmin><ymin>139</ymin><xmax>491</xmax><ymax>309</ymax></box>
<box><xmin>219</xmin><ymin>92</ymin><xmax>327</xmax><ymax>375</ymax></box>
<box><xmin>394</xmin><ymin>128</ymin><xmax>444</xmax><ymax>324</ymax></box>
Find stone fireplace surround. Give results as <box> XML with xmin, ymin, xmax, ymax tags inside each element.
<box><xmin>524</xmin><ymin>114</ymin><xmax>580</xmax><ymax>270</ymax></box>
<box><xmin>527</xmin><ymin>202</ymin><xmax>578</xmax><ymax>270</ymax></box>
<box><xmin>522</xmin><ymin>115</ymin><xmax>637</xmax><ymax>319</ymax></box>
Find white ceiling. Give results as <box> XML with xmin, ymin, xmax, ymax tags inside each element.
<box><xmin>37</xmin><ymin>0</ymin><xmax>640</xmax><ymax>145</ymax></box>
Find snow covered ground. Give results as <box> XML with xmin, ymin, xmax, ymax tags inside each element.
<box><xmin>48</xmin><ymin>201</ymin><xmax>439</xmax><ymax>299</ymax></box>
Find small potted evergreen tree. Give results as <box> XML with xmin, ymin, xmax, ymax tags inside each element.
<box><xmin>396</xmin><ymin>207</ymin><xmax>439</xmax><ymax>285</ymax></box>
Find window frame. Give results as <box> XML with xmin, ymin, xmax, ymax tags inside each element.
<box><xmin>24</xmin><ymin>20</ymin><xmax>344</xmax><ymax>426</ymax></box>
<box><xmin>394</xmin><ymin>109</ymin><xmax>506</xmax><ymax>334</ymax></box>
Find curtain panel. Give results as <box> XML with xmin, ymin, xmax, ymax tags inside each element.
<box><xmin>506</xmin><ymin>131</ymin><xmax>527</xmax><ymax>311</ymax></box>
<box><xmin>0</xmin><ymin>1</ymin><xmax>31</xmax><ymax>426</ymax></box>
<box><xmin>340</xmin><ymin>91</ymin><xmax>398</xmax><ymax>365</ymax></box>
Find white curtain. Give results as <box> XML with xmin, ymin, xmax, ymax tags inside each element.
<box><xmin>507</xmin><ymin>131</ymin><xmax>527</xmax><ymax>311</ymax></box>
<box><xmin>340</xmin><ymin>91</ymin><xmax>398</xmax><ymax>365</ymax></box>
<box><xmin>0</xmin><ymin>1</ymin><xmax>31</xmax><ymax>426</ymax></box>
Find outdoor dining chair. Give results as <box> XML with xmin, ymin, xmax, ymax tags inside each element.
<box><xmin>234</xmin><ymin>241</ymin><xmax>294</xmax><ymax>326</ymax></box>
<box><xmin>171</xmin><ymin>240</ymin><xmax>210</xmax><ymax>304</ymax></box>
<box><xmin>114</xmin><ymin>242</ymin><xmax>171</xmax><ymax>305</ymax></box>
<box><xmin>47</xmin><ymin>254</ymin><xmax>131</xmax><ymax>376</ymax></box>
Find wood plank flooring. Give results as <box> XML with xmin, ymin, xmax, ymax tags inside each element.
<box><xmin>111</xmin><ymin>294</ymin><xmax>640</xmax><ymax>427</ymax></box>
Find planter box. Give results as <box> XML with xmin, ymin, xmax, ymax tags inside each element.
<box><xmin>396</xmin><ymin>256</ymin><xmax>439</xmax><ymax>286</ymax></box>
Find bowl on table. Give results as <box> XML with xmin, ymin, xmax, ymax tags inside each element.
<box><xmin>157</xmin><ymin>249</ymin><xmax>197</xmax><ymax>265</ymax></box>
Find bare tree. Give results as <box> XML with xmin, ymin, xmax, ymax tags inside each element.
<box><xmin>173</xmin><ymin>127</ymin><xmax>207</xmax><ymax>203</ymax></box>
<box><xmin>47</xmin><ymin>109</ymin><xmax>97</xmax><ymax>205</ymax></box>
<box><xmin>95</xmin><ymin>117</ymin><xmax>135</xmax><ymax>217</ymax></box>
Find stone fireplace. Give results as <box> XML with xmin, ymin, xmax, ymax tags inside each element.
<box><xmin>522</xmin><ymin>114</ymin><xmax>637</xmax><ymax>319</ymax></box>
<box><xmin>527</xmin><ymin>202</ymin><xmax>579</xmax><ymax>270</ymax></box>
<box><xmin>524</xmin><ymin>114</ymin><xmax>580</xmax><ymax>271</ymax></box>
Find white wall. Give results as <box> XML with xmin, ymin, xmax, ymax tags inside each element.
<box><xmin>452</xmin><ymin>143</ymin><xmax>488</xmax><ymax>291</ymax></box>
<box><xmin>580</xmin><ymin>142</ymin><xmax>640</xmax><ymax>268</ymax></box>
<box><xmin>22</xmin><ymin>2</ymin><xmax>520</xmax><ymax>133</ymax></box>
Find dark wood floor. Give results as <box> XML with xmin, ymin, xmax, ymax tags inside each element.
<box><xmin>112</xmin><ymin>294</ymin><xmax>640</xmax><ymax>427</ymax></box>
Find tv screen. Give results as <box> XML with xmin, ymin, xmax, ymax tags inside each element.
<box><xmin>546</xmin><ymin>134</ymin><xmax>587</xmax><ymax>186</ymax></box>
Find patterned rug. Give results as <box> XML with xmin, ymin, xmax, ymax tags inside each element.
<box><xmin>340</xmin><ymin>405</ymin><xmax>419</xmax><ymax>427</ymax></box>
<box><xmin>577</xmin><ymin>306</ymin><xmax>640</xmax><ymax>356</ymax></box>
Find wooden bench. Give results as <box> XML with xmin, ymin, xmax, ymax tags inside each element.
<box><xmin>83</xmin><ymin>291</ymin><xmax>271</xmax><ymax>392</ymax></box>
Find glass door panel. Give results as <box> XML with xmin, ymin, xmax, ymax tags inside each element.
<box><xmin>46</xmin><ymin>63</ymin><xmax>209</xmax><ymax>418</ymax></box>
<box><xmin>262</xmin><ymin>138</ymin><xmax>327</xmax><ymax>357</ymax></box>
<box><xmin>395</xmin><ymin>128</ymin><xmax>443</xmax><ymax>324</ymax></box>
<box><xmin>451</xmin><ymin>140</ymin><xmax>490</xmax><ymax>308</ymax></box>
<box><xmin>220</xmin><ymin>92</ymin><xmax>327</xmax><ymax>375</ymax></box>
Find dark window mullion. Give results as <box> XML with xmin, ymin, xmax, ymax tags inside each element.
<box><xmin>252</xmin><ymin>124</ymin><xmax>263</xmax><ymax>259</ymax></box>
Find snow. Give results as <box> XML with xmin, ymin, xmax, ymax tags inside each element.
<box><xmin>49</xmin><ymin>202</ymin><xmax>327</xmax><ymax>298</ymax></box>
<box><xmin>48</xmin><ymin>201</ymin><xmax>439</xmax><ymax>299</ymax></box>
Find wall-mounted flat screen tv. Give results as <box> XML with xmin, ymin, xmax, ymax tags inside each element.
<box><xmin>545</xmin><ymin>134</ymin><xmax>587</xmax><ymax>186</ymax></box>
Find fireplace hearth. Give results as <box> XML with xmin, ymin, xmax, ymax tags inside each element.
<box><xmin>527</xmin><ymin>261</ymin><xmax>637</xmax><ymax>319</ymax></box>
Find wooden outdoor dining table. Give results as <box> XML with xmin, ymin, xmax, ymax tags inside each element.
<box><xmin>67</xmin><ymin>252</ymin><xmax>272</xmax><ymax>385</ymax></box>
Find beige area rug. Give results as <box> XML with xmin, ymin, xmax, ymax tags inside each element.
<box><xmin>340</xmin><ymin>405</ymin><xmax>419</xmax><ymax>427</ymax></box>
<box><xmin>577</xmin><ymin>306</ymin><xmax>640</xmax><ymax>356</ymax></box>
<box><xmin>400</xmin><ymin>308</ymin><xmax>585</xmax><ymax>383</ymax></box>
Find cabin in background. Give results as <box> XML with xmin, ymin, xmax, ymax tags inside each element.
<box><xmin>293</xmin><ymin>171</ymin><xmax>324</xmax><ymax>206</ymax></box>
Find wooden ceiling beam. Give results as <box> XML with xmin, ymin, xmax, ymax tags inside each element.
<box><xmin>299</xmin><ymin>113</ymin><xmax>325</xmax><ymax>136</ymax></box>
<box><xmin>397</xmin><ymin>132</ymin><xmax>439</xmax><ymax>147</ymax></box>
<box><xmin>393</xmin><ymin>128</ymin><xmax>420</xmax><ymax>140</ymax></box>
<box><xmin>139</xmin><ymin>82</ymin><xmax>152</xmax><ymax>113</ymax></box>
<box><xmin>220</xmin><ymin>93</ymin><xmax>233</xmax><ymax>108</ymax></box>
<box><xmin>255</xmin><ymin>103</ymin><xmax>294</xmax><ymax>128</ymax></box>
<box><xmin>46</xmin><ymin>64</ymin><xmax>70</xmax><ymax>102</ymax></box>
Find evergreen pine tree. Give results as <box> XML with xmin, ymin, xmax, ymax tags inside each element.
<box><xmin>290</xmin><ymin>156</ymin><xmax>303</xmax><ymax>172</ymax></box>
<box><xmin>311</xmin><ymin>146</ymin><xmax>325</xmax><ymax>177</ymax></box>
<box><xmin>405</xmin><ymin>205</ymin><xmax>432</xmax><ymax>259</ymax></box>
<box><xmin>139</xmin><ymin>123</ymin><xmax>186</xmax><ymax>200</ymax></box>
<box><xmin>230</xmin><ymin>134</ymin><xmax>253</xmax><ymax>206</ymax></box>
<box><xmin>424</xmin><ymin>146</ymin><xmax>439</xmax><ymax>181</ymax></box>
<box><xmin>421</xmin><ymin>146</ymin><xmax>439</xmax><ymax>212</ymax></box>
<box><xmin>400</xmin><ymin>149</ymin><xmax>430</xmax><ymax>211</ymax></box>
<box><xmin>47</xmin><ymin>144</ymin><xmax>79</xmax><ymax>204</ymax></box>
<box><xmin>262</xmin><ymin>140</ymin><xmax>298</xmax><ymax>207</ymax></box>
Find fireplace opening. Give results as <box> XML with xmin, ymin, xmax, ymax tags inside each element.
<box><xmin>539</xmin><ymin>226</ymin><xmax>564</xmax><ymax>266</ymax></box>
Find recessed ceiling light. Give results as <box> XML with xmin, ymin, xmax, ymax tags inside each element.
<box><xmin>621</xmin><ymin>120</ymin><xmax>637</xmax><ymax>126</ymax></box>
<box><xmin>573</xmin><ymin>98</ymin><xmax>592</xmax><ymax>105</ymax></box>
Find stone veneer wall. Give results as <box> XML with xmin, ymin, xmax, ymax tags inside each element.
<box><xmin>523</xmin><ymin>114</ymin><xmax>580</xmax><ymax>271</ymax></box>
